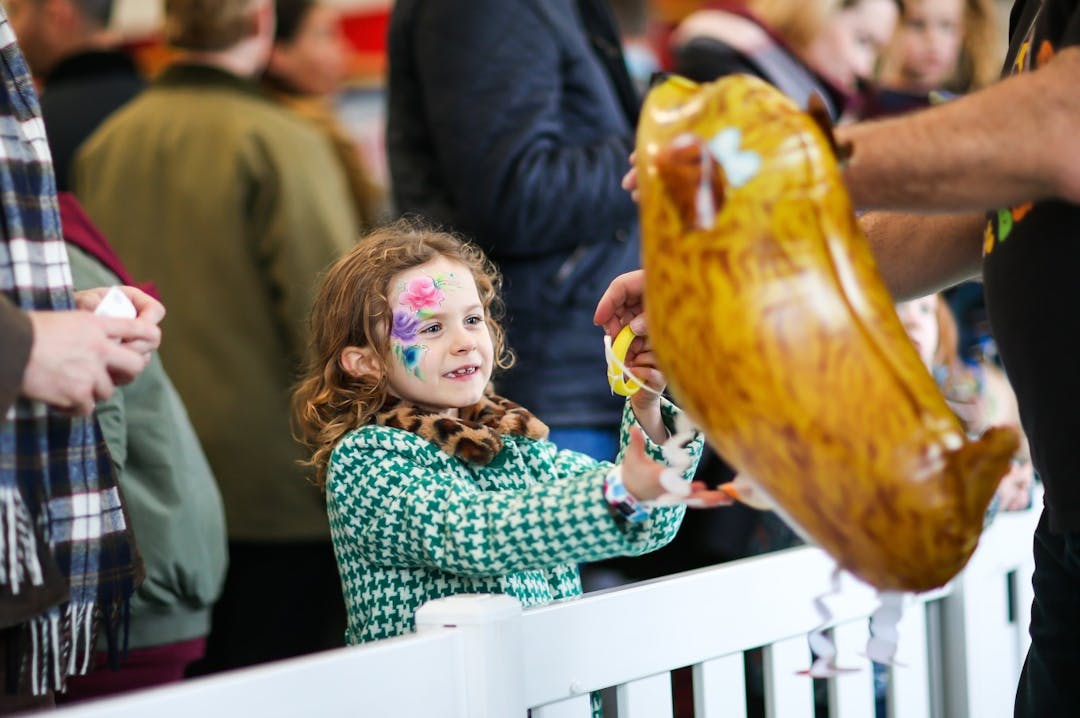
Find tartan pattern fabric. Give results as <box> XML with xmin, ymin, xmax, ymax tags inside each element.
<box><xmin>326</xmin><ymin>398</ymin><xmax>702</xmax><ymax>644</ymax></box>
<box><xmin>0</xmin><ymin>9</ymin><xmax>139</xmax><ymax>694</ymax></box>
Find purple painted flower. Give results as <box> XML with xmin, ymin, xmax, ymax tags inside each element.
<box><xmin>391</xmin><ymin>310</ymin><xmax>420</xmax><ymax>342</ymax></box>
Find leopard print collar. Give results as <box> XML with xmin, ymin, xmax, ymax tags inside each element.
<box><xmin>373</xmin><ymin>391</ymin><xmax>550</xmax><ymax>465</ymax></box>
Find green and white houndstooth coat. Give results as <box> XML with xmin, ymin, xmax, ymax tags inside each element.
<box><xmin>326</xmin><ymin>398</ymin><xmax>703</xmax><ymax>644</ymax></box>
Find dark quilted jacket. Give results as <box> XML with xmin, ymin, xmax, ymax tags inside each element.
<box><xmin>387</xmin><ymin>0</ymin><xmax>641</xmax><ymax>427</ymax></box>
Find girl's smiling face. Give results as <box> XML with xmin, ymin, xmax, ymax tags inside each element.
<box><xmin>385</xmin><ymin>256</ymin><xmax>494</xmax><ymax>416</ymax></box>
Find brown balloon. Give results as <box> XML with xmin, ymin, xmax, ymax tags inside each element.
<box><xmin>636</xmin><ymin>75</ymin><xmax>1019</xmax><ymax>592</ymax></box>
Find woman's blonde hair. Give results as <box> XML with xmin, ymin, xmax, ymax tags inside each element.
<box><xmin>952</xmin><ymin>0</ymin><xmax>1002</xmax><ymax>92</ymax></box>
<box><xmin>292</xmin><ymin>219</ymin><xmax>514</xmax><ymax>486</ymax></box>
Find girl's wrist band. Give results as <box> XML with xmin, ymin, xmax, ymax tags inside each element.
<box><xmin>603</xmin><ymin>465</ymin><xmax>651</xmax><ymax>524</ymax></box>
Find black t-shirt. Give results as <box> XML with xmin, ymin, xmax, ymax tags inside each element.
<box><xmin>982</xmin><ymin>0</ymin><xmax>1080</xmax><ymax>532</ymax></box>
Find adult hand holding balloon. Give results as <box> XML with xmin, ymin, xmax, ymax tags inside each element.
<box><xmin>618</xmin><ymin>74</ymin><xmax>1019</xmax><ymax>593</ymax></box>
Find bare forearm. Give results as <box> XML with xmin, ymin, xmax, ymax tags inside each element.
<box><xmin>840</xmin><ymin>47</ymin><xmax>1080</xmax><ymax>211</ymax></box>
<box><xmin>861</xmin><ymin>211</ymin><xmax>985</xmax><ymax>300</ymax></box>
<box><xmin>631</xmin><ymin>400</ymin><xmax>667</xmax><ymax>445</ymax></box>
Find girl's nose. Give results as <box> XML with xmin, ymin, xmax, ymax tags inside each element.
<box><xmin>452</xmin><ymin>331</ymin><xmax>477</xmax><ymax>353</ymax></box>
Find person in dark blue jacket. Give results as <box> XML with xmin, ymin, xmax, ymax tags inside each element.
<box><xmin>387</xmin><ymin>0</ymin><xmax>641</xmax><ymax>463</ymax></box>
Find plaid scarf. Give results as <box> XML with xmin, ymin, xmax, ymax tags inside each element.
<box><xmin>0</xmin><ymin>14</ymin><xmax>140</xmax><ymax>695</ymax></box>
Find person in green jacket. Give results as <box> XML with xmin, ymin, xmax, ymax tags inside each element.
<box><xmin>293</xmin><ymin>221</ymin><xmax>731</xmax><ymax>651</ymax></box>
<box><xmin>73</xmin><ymin>0</ymin><xmax>358</xmax><ymax>673</ymax></box>
<box><xmin>57</xmin><ymin>196</ymin><xmax>227</xmax><ymax>701</ymax></box>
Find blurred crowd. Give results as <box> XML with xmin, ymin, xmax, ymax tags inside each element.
<box><xmin>0</xmin><ymin>1</ymin><xmax>1046</xmax><ymax>717</ymax></box>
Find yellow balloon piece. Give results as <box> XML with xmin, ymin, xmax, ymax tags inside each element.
<box><xmin>606</xmin><ymin>324</ymin><xmax>644</xmax><ymax>397</ymax></box>
<box><xmin>636</xmin><ymin>74</ymin><xmax>1019</xmax><ymax>592</ymax></box>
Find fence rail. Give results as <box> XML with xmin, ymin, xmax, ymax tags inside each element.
<box><xmin>57</xmin><ymin>502</ymin><xmax>1040</xmax><ymax>718</ymax></box>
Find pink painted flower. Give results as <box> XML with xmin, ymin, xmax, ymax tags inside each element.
<box><xmin>399</xmin><ymin>276</ymin><xmax>444</xmax><ymax>312</ymax></box>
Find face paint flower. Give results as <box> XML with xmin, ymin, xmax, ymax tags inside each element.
<box><xmin>391</xmin><ymin>310</ymin><xmax>420</xmax><ymax>342</ymax></box>
<box><xmin>399</xmin><ymin>276</ymin><xmax>445</xmax><ymax>313</ymax></box>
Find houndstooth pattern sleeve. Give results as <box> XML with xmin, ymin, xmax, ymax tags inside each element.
<box><xmin>326</xmin><ymin>400</ymin><xmax>702</xmax><ymax>577</ymax></box>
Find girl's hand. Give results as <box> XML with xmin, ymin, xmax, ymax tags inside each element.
<box><xmin>621</xmin><ymin>428</ymin><xmax>734</xmax><ymax>507</ymax></box>
<box><xmin>624</xmin><ymin>330</ymin><xmax>667</xmax><ymax>444</ymax></box>
<box><xmin>594</xmin><ymin>269</ymin><xmax>646</xmax><ymax>339</ymax></box>
<box><xmin>620</xmin><ymin>428</ymin><xmax>672</xmax><ymax>502</ymax></box>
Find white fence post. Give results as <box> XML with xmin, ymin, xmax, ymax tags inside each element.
<box><xmin>940</xmin><ymin>506</ymin><xmax>1040</xmax><ymax>718</ymax></box>
<box><xmin>415</xmin><ymin>593</ymin><xmax>525</xmax><ymax>717</ymax></box>
<box><xmin>888</xmin><ymin>601</ymin><xmax>932</xmax><ymax>718</ymax></box>
<box><xmin>616</xmin><ymin>672</ymin><xmax>675</xmax><ymax>718</ymax></box>
<box><xmin>693</xmin><ymin>654</ymin><xmax>748</xmax><ymax>718</ymax></box>
<box><xmin>762</xmin><ymin>636</ymin><xmax>814</xmax><ymax>718</ymax></box>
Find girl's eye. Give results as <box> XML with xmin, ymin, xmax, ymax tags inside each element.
<box><xmin>465</xmin><ymin>315</ymin><xmax>484</xmax><ymax>326</ymax></box>
<box><xmin>421</xmin><ymin>323</ymin><xmax>442</xmax><ymax>335</ymax></box>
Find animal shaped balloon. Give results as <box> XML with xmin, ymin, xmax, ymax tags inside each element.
<box><xmin>634</xmin><ymin>75</ymin><xmax>1019</xmax><ymax>593</ymax></box>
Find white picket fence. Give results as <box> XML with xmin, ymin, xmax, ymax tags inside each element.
<box><xmin>55</xmin><ymin>502</ymin><xmax>1040</xmax><ymax>718</ymax></box>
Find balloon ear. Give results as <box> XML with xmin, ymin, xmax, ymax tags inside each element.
<box><xmin>806</xmin><ymin>93</ymin><xmax>853</xmax><ymax>164</ymax></box>
<box><xmin>655</xmin><ymin>133</ymin><xmax>727</xmax><ymax>232</ymax></box>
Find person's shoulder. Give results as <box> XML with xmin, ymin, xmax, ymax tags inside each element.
<box><xmin>118</xmin><ymin>74</ymin><xmax>318</xmax><ymax>143</ymax></box>
<box><xmin>75</xmin><ymin>81</ymin><xmax>183</xmax><ymax>155</ymax></box>
<box><xmin>672</xmin><ymin>8</ymin><xmax>770</xmax><ymax>52</ymax></box>
<box><xmin>671</xmin><ymin>9</ymin><xmax>776</xmax><ymax>82</ymax></box>
<box><xmin>327</xmin><ymin>425</ymin><xmax>460</xmax><ymax>494</ymax></box>
<box><xmin>234</xmin><ymin>92</ymin><xmax>310</xmax><ymax>127</ymax></box>
<box><xmin>79</xmin><ymin>87</ymin><xmax>149</xmax><ymax>134</ymax></box>
<box><xmin>235</xmin><ymin>98</ymin><xmax>340</xmax><ymax>160</ymax></box>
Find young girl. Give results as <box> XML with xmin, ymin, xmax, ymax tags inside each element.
<box><xmin>293</xmin><ymin>221</ymin><xmax>716</xmax><ymax>645</ymax></box>
<box><xmin>877</xmin><ymin>0</ymin><xmax>1001</xmax><ymax>97</ymax></box>
<box><xmin>865</xmin><ymin>0</ymin><xmax>1001</xmax><ymax>117</ymax></box>
<box><xmin>895</xmin><ymin>294</ymin><xmax>1034</xmax><ymax>514</ymax></box>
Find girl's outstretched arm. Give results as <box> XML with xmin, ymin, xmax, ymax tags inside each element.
<box><xmin>329</xmin><ymin>426</ymin><xmax>697</xmax><ymax>577</ymax></box>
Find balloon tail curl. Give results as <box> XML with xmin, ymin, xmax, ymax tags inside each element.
<box><xmin>864</xmin><ymin>591</ymin><xmax>906</xmax><ymax>667</ymax></box>
<box><xmin>799</xmin><ymin>568</ymin><xmax>860</xmax><ymax>677</ymax></box>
